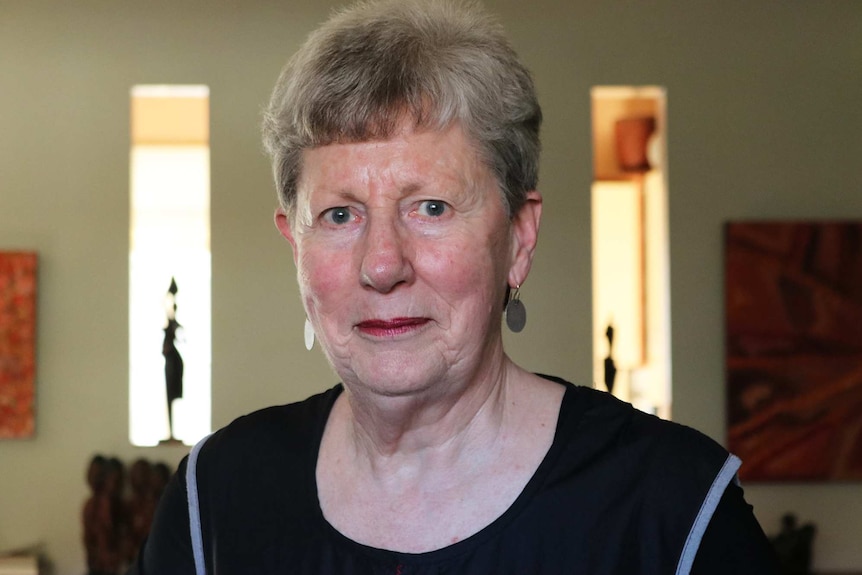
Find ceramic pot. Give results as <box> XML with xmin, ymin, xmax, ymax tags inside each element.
<box><xmin>615</xmin><ymin>116</ymin><xmax>656</xmax><ymax>172</ymax></box>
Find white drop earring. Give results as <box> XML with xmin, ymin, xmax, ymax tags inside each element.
<box><xmin>304</xmin><ymin>317</ymin><xmax>315</xmax><ymax>351</ymax></box>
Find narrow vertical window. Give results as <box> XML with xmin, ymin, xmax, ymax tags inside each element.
<box><xmin>130</xmin><ymin>85</ymin><xmax>211</xmax><ymax>446</ymax></box>
<box><xmin>591</xmin><ymin>86</ymin><xmax>672</xmax><ymax>419</ymax></box>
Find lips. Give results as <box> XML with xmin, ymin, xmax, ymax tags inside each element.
<box><xmin>355</xmin><ymin>317</ymin><xmax>429</xmax><ymax>337</ymax></box>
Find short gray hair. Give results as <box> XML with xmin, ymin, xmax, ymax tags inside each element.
<box><xmin>261</xmin><ymin>0</ymin><xmax>542</xmax><ymax>218</ymax></box>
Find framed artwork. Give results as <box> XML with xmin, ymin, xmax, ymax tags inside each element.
<box><xmin>0</xmin><ymin>251</ymin><xmax>38</xmax><ymax>439</ymax></box>
<box><xmin>725</xmin><ymin>222</ymin><xmax>862</xmax><ymax>481</ymax></box>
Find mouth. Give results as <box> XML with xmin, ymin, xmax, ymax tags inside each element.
<box><xmin>355</xmin><ymin>317</ymin><xmax>430</xmax><ymax>338</ymax></box>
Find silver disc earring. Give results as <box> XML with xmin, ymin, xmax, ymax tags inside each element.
<box><xmin>505</xmin><ymin>285</ymin><xmax>527</xmax><ymax>333</ymax></box>
<box><xmin>304</xmin><ymin>317</ymin><xmax>315</xmax><ymax>351</ymax></box>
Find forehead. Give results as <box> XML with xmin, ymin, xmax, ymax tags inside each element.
<box><xmin>297</xmin><ymin>122</ymin><xmax>491</xmax><ymax>199</ymax></box>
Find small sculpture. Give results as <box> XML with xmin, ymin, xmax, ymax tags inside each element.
<box><xmin>163</xmin><ymin>277</ymin><xmax>184</xmax><ymax>441</ymax></box>
<box><xmin>82</xmin><ymin>455</ymin><xmax>124</xmax><ymax>575</ymax></box>
<box><xmin>122</xmin><ymin>459</ymin><xmax>154</xmax><ymax>565</ymax></box>
<box><xmin>150</xmin><ymin>462</ymin><xmax>171</xmax><ymax>500</ymax></box>
<box><xmin>771</xmin><ymin>513</ymin><xmax>816</xmax><ymax>575</ymax></box>
<box><xmin>83</xmin><ymin>456</ymin><xmax>174</xmax><ymax>571</ymax></box>
<box><xmin>82</xmin><ymin>455</ymin><xmax>106</xmax><ymax>574</ymax></box>
<box><xmin>604</xmin><ymin>323</ymin><xmax>618</xmax><ymax>394</ymax></box>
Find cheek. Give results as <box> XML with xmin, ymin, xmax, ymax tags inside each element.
<box><xmin>419</xmin><ymin>239</ymin><xmax>503</xmax><ymax>306</ymax></box>
<box><xmin>297</xmin><ymin>249</ymin><xmax>353</xmax><ymax>312</ymax></box>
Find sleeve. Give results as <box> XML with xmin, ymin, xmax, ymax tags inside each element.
<box><xmin>125</xmin><ymin>456</ymin><xmax>197</xmax><ymax>575</ymax></box>
<box><xmin>690</xmin><ymin>482</ymin><xmax>780</xmax><ymax>574</ymax></box>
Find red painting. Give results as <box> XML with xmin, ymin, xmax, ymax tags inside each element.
<box><xmin>0</xmin><ymin>252</ymin><xmax>37</xmax><ymax>439</ymax></box>
<box><xmin>725</xmin><ymin>222</ymin><xmax>862</xmax><ymax>481</ymax></box>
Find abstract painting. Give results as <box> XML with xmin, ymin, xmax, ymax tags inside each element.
<box><xmin>725</xmin><ymin>222</ymin><xmax>862</xmax><ymax>481</ymax></box>
<box><xmin>0</xmin><ymin>251</ymin><xmax>37</xmax><ymax>438</ymax></box>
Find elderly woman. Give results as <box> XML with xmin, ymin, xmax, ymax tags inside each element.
<box><xmin>131</xmin><ymin>1</ymin><xmax>777</xmax><ymax>574</ymax></box>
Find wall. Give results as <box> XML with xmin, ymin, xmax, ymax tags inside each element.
<box><xmin>0</xmin><ymin>1</ymin><xmax>859</xmax><ymax>573</ymax></box>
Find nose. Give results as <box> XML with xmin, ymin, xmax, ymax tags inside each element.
<box><xmin>359</xmin><ymin>214</ymin><xmax>413</xmax><ymax>293</ymax></box>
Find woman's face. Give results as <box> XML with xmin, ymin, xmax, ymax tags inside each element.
<box><xmin>276</xmin><ymin>121</ymin><xmax>540</xmax><ymax>398</ymax></box>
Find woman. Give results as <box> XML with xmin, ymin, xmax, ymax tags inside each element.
<box><xmin>131</xmin><ymin>1</ymin><xmax>777</xmax><ymax>573</ymax></box>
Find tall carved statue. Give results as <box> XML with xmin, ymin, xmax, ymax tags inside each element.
<box><xmin>163</xmin><ymin>277</ymin><xmax>184</xmax><ymax>440</ymax></box>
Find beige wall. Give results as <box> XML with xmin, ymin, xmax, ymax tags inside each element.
<box><xmin>0</xmin><ymin>1</ymin><xmax>860</xmax><ymax>573</ymax></box>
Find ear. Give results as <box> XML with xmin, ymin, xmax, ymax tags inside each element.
<box><xmin>508</xmin><ymin>190</ymin><xmax>542</xmax><ymax>288</ymax></box>
<box><xmin>274</xmin><ymin>207</ymin><xmax>299</xmax><ymax>264</ymax></box>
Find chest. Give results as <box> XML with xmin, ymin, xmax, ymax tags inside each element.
<box><xmin>206</xmin><ymin>475</ymin><xmax>687</xmax><ymax>575</ymax></box>
<box><xmin>316</xmin><ymin>449</ymin><xmax>538</xmax><ymax>553</ymax></box>
<box><xmin>197</xmin><ymin>400</ymin><xmax>718</xmax><ymax>575</ymax></box>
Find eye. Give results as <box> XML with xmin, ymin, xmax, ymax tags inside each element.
<box><xmin>322</xmin><ymin>206</ymin><xmax>354</xmax><ymax>225</ymax></box>
<box><xmin>417</xmin><ymin>200</ymin><xmax>447</xmax><ymax>218</ymax></box>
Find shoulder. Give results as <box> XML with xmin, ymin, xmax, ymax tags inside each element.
<box><xmin>186</xmin><ymin>385</ymin><xmax>342</xmax><ymax>536</ymax></box>
<box><xmin>194</xmin><ymin>384</ymin><xmax>342</xmax><ymax>480</ymax></box>
<box><xmin>554</xmin><ymin>379</ymin><xmax>731</xmax><ymax>470</ymax></box>
<box><xmin>548</xmin><ymin>378</ymin><xmax>738</xmax><ymax>516</ymax></box>
<box><xmin>544</xmin><ymin>379</ymin><xmax>744</xmax><ymax>572</ymax></box>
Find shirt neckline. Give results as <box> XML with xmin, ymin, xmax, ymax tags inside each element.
<box><xmin>306</xmin><ymin>378</ymin><xmax>581</xmax><ymax>565</ymax></box>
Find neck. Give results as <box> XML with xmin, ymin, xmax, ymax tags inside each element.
<box><xmin>340</xmin><ymin>353</ymin><xmax>517</xmax><ymax>472</ymax></box>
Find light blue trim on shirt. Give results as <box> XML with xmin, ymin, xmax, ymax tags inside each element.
<box><xmin>675</xmin><ymin>453</ymin><xmax>742</xmax><ymax>575</ymax></box>
<box><xmin>187</xmin><ymin>433</ymin><xmax>213</xmax><ymax>575</ymax></box>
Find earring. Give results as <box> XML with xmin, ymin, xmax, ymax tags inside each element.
<box><xmin>505</xmin><ymin>285</ymin><xmax>527</xmax><ymax>333</ymax></box>
<box><xmin>304</xmin><ymin>317</ymin><xmax>315</xmax><ymax>351</ymax></box>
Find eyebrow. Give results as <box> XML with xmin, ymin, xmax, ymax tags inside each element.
<box><xmin>312</xmin><ymin>180</ymin><xmax>429</xmax><ymax>205</ymax></box>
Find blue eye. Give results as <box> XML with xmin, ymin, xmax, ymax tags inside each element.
<box><xmin>418</xmin><ymin>200</ymin><xmax>447</xmax><ymax>217</ymax></box>
<box><xmin>324</xmin><ymin>207</ymin><xmax>352</xmax><ymax>225</ymax></box>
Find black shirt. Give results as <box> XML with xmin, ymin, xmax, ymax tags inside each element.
<box><xmin>131</xmin><ymin>379</ymin><xmax>778</xmax><ymax>574</ymax></box>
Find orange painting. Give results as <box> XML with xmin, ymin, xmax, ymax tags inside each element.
<box><xmin>0</xmin><ymin>252</ymin><xmax>37</xmax><ymax>438</ymax></box>
<box><xmin>725</xmin><ymin>222</ymin><xmax>862</xmax><ymax>482</ymax></box>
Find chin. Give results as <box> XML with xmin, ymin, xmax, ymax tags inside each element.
<box><xmin>342</xmin><ymin>352</ymin><xmax>451</xmax><ymax>399</ymax></box>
